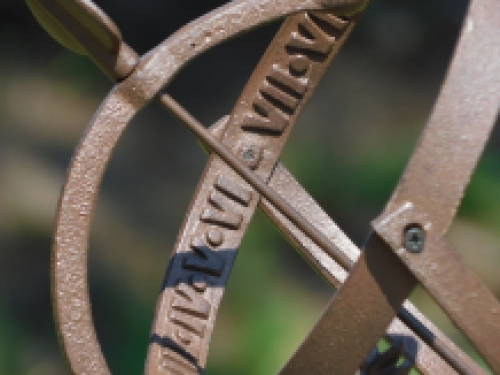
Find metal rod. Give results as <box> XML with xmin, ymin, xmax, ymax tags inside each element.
<box><xmin>397</xmin><ymin>309</ymin><xmax>474</xmax><ymax>374</ymax></box>
<box><xmin>30</xmin><ymin>0</ymin><xmax>482</xmax><ymax>372</ymax></box>
<box><xmin>157</xmin><ymin>92</ymin><xmax>475</xmax><ymax>375</ymax></box>
<box><xmin>38</xmin><ymin>6</ymin><xmax>472</xmax><ymax>368</ymax></box>
<box><xmin>160</xmin><ymin>92</ymin><xmax>355</xmax><ymax>270</ymax></box>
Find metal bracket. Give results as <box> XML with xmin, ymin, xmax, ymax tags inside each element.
<box><xmin>23</xmin><ymin>0</ymin><xmax>500</xmax><ymax>374</ymax></box>
<box><xmin>373</xmin><ymin>202</ymin><xmax>500</xmax><ymax>373</ymax></box>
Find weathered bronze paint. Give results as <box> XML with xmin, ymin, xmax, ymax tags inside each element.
<box><xmin>26</xmin><ymin>0</ymin><xmax>138</xmax><ymax>79</ymax></box>
<box><xmin>373</xmin><ymin>203</ymin><xmax>500</xmax><ymax>373</ymax></box>
<box><xmin>25</xmin><ymin>0</ymin><xmax>500</xmax><ymax>373</ymax></box>
<box><xmin>281</xmin><ymin>0</ymin><xmax>500</xmax><ymax>373</ymax></box>
<box><xmin>147</xmin><ymin>10</ymin><xmax>362</xmax><ymax>374</ymax></box>
<box><xmin>260</xmin><ymin>162</ymin><xmax>486</xmax><ymax>375</ymax></box>
<box><xmin>46</xmin><ymin>0</ymin><xmax>369</xmax><ymax>374</ymax></box>
<box><xmin>156</xmin><ymin>98</ymin><xmax>486</xmax><ymax>373</ymax></box>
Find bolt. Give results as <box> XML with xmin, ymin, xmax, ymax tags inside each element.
<box><xmin>403</xmin><ymin>226</ymin><xmax>425</xmax><ymax>253</ymax></box>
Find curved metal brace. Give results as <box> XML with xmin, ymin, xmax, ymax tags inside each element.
<box><xmin>279</xmin><ymin>0</ymin><xmax>500</xmax><ymax>372</ymax></box>
<box><xmin>51</xmin><ymin>0</ymin><xmax>367</xmax><ymax>374</ymax></box>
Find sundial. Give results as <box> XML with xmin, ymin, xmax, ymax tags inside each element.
<box><xmin>26</xmin><ymin>0</ymin><xmax>500</xmax><ymax>373</ymax></box>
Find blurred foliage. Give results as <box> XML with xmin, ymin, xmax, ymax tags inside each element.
<box><xmin>1</xmin><ymin>0</ymin><xmax>498</xmax><ymax>374</ymax></box>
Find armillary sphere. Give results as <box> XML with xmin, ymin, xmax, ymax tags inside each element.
<box><xmin>26</xmin><ymin>0</ymin><xmax>499</xmax><ymax>373</ymax></box>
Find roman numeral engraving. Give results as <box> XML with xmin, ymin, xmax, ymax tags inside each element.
<box><xmin>161</xmin><ymin>349</ymin><xmax>198</xmax><ymax>375</ymax></box>
<box><xmin>176</xmin><ymin>327</ymin><xmax>195</xmax><ymax>345</ymax></box>
<box><xmin>172</xmin><ymin>284</ymin><xmax>210</xmax><ymax>318</ymax></box>
<box><xmin>287</xmin><ymin>12</ymin><xmax>336</xmax><ymax>54</ymax></box>
<box><xmin>310</xmin><ymin>11</ymin><xmax>348</xmax><ymax>32</ymax></box>
<box><xmin>190</xmin><ymin>273</ymin><xmax>208</xmax><ymax>292</ymax></box>
<box><xmin>155</xmin><ymin>10</ymin><xmax>355</xmax><ymax>374</ymax></box>
<box><xmin>165</xmin><ymin>174</ymin><xmax>254</xmax><ymax>361</ymax></box>
<box><xmin>206</xmin><ymin>228</ymin><xmax>224</xmax><ymax>247</ymax></box>
<box><xmin>239</xmin><ymin>11</ymin><xmax>348</xmax><ymax>135</ymax></box>
<box><xmin>268</xmin><ymin>64</ymin><xmax>309</xmax><ymax>96</ymax></box>
<box><xmin>168</xmin><ymin>310</ymin><xmax>205</xmax><ymax>343</ymax></box>
<box><xmin>240</xmin><ymin>65</ymin><xmax>309</xmax><ymax>133</ymax></box>
<box><xmin>183</xmin><ymin>236</ymin><xmax>225</xmax><ymax>276</ymax></box>
<box><xmin>201</xmin><ymin>175</ymin><xmax>252</xmax><ymax>229</ymax></box>
<box><xmin>214</xmin><ymin>175</ymin><xmax>253</xmax><ymax>206</ymax></box>
<box><xmin>201</xmin><ymin>190</ymin><xmax>243</xmax><ymax>229</ymax></box>
<box><xmin>170</xmin><ymin>283</ymin><xmax>210</xmax><ymax>336</ymax></box>
<box><xmin>261</xmin><ymin>81</ymin><xmax>299</xmax><ymax>111</ymax></box>
<box><xmin>242</xmin><ymin>92</ymin><xmax>290</xmax><ymax>133</ymax></box>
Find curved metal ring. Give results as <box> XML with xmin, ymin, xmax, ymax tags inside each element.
<box><xmin>51</xmin><ymin>0</ymin><xmax>367</xmax><ymax>373</ymax></box>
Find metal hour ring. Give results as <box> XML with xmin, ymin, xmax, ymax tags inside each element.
<box><xmin>51</xmin><ymin>0</ymin><xmax>369</xmax><ymax>374</ymax></box>
<box><xmin>43</xmin><ymin>0</ymin><xmax>500</xmax><ymax>373</ymax></box>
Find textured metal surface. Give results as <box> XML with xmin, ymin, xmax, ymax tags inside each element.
<box><xmin>48</xmin><ymin>0</ymin><xmax>369</xmax><ymax>374</ymax></box>
<box><xmin>261</xmin><ymin>162</ymin><xmax>486</xmax><ymax>375</ymax></box>
<box><xmin>26</xmin><ymin>0</ymin><xmax>500</xmax><ymax>373</ymax></box>
<box><xmin>281</xmin><ymin>234</ymin><xmax>418</xmax><ymax>375</ymax></box>
<box><xmin>163</xmin><ymin>109</ymin><xmax>487</xmax><ymax>374</ymax></box>
<box><xmin>139</xmin><ymin>88</ymin><xmax>487</xmax><ymax>374</ymax></box>
<box><xmin>373</xmin><ymin>203</ymin><xmax>500</xmax><ymax>373</ymax></box>
<box><xmin>281</xmin><ymin>0</ymin><xmax>500</xmax><ymax>373</ymax></box>
<box><xmin>383</xmin><ymin>1</ymin><xmax>500</xmax><ymax>235</ymax></box>
<box><xmin>147</xmin><ymin>10</ymin><xmax>362</xmax><ymax>374</ymax></box>
<box><xmin>26</xmin><ymin>0</ymin><xmax>139</xmax><ymax>79</ymax></box>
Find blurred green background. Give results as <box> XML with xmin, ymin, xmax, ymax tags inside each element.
<box><xmin>0</xmin><ymin>0</ymin><xmax>499</xmax><ymax>373</ymax></box>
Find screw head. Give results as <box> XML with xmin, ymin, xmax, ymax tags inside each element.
<box><xmin>404</xmin><ymin>226</ymin><xmax>425</xmax><ymax>253</ymax></box>
<box><xmin>242</xmin><ymin>149</ymin><xmax>256</xmax><ymax>162</ymax></box>
<box><xmin>239</xmin><ymin>145</ymin><xmax>261</xmax><ymax>169</ymax></box>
